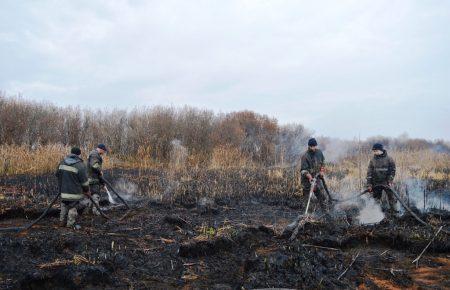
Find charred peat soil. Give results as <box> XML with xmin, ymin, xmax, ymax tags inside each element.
<box><xmin>0</xmin><ymin>170</ymin><xmax>449</xmax><ymax>289</ymax></box>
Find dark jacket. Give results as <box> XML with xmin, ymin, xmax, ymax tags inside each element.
<box><xmin>366</xmin><ymin>150</ymin><xmax>396</xmax><ymax>187</ymax></box>
<box><xmin>87</xmin><ymin>149</ymin><xmax>104</xmax><ymax>185</ymax></box>
<box><xmin>300</xmin><ymin>149</ymin><xmax>325</xmax><ymax>186</ymax></box>
<box><xmin>56</xmin><ymin>154</ymin><xmax>89</xmax><ymax>201</ymax></box>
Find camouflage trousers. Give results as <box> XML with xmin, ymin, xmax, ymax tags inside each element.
<box><xmin>85</xmin><ymin>184</ymin><xmax>102</xmax><ymax>216</ymax></box>
<box><xmin>60</xmin><ymin>199</ymin><xmax>89</xmax><ymax>227</ymax></box>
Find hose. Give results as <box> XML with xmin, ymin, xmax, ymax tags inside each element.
<box><xmin>0</xmin><ymin>193</ymin><xmax>61</xmax><ymax>233</ymax></box>
<box><xmin>103</xmin><ymin>178</ymin><xmax>130</xmax><ymax>209</ymax></box>
<box><xmin>0</xmin><ymin>176</ymin><xmax>136</xmax><ymax>233</ymax></box>
<box><xmin>374</xmin><ymin>185</ymin><xmax>450</xmax><ymax>235</ymax></box>
<box><xmin>86</xmin><ymin>194</ymin><xmax>111</xmax><ymax>220</ymax></box>
<box><xmin>333</xmin><ymin>190</ymin><xmax>370</xmax><ymax>203</ymax></box>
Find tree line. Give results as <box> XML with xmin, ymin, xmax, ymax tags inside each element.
<box><xmin>0</xmin><ymin>94</ymin><xmax>448</xmax><ymax>166</ymax></box>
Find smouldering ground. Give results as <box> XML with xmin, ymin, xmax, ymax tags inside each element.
<box><xmin>1</xmin><ymin>188</ymin><xmax>449</xmax><ymax>289</ymax></box>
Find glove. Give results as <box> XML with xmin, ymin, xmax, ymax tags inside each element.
<box><xmin>319</xmin><ymin>166</ymin><xmax>325</xmax><ymax>175</ymax></box>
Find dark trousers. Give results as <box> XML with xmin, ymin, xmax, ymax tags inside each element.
<box><xmin>87</xmin><ymin>184</ymin><xmax>102</xmax><ymax>215</ymax></box>
<box><xmin>303</xmin><ymin>179</ymin><xmax>329</xmax><ymax>212</ymax></box>
<box><xmin>372</xmin><ymin>186</ymin><xmax>397</xmax><ymax>217</ymax></box>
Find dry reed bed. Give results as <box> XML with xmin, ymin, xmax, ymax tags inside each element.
<box><xmin>1</xmin><ymin>145</ymin><xmax>448</xmax><ymax>203</ymax></box>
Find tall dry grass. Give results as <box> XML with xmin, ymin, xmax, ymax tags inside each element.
<box><xmin>325</xmin><ymin>149</ymin><xmax>450</xmax><ymax>196</ymax></box>
<box><xmin>1</xmin><ymin>144</ymin><xmax>448</xmax><ymax>201</ymax></box>
<box><xmin>0</xmin><ymin>144</ymin><xmax>67</xmax><ymax>176</ymax></box>
<box><xmin>210</xmin><ymin>145</ymin><xmax>255</xmax><ymax>169</ymax></box>
<box><xmin>0</xmin><ymin>144</ymin><xmax>115</xmax><ymax>176</ymax></box>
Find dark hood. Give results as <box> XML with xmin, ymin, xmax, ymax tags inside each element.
<box><xmin>64</xmin><ymin>154</ymin><xmax>83</xmax><ymax>165</ymax></box>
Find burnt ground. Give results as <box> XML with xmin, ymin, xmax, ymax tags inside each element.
<box><xmin>0</xmin><ymin>171</ymin><xmax>449</xmax><ymax>289</ymax></box>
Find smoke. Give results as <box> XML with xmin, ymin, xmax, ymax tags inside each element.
<box><xmin>331</xmin><ymin>177</ymin><xmax>450</xmax><ymax>224</ymax></box>
<box><xmin>402</xmin><ymin>178</ymin><xmax>449</xmax><ymax>212</ymax></box>
<box><xmin>432</xmin><ymin>144</ymin><xmax>450</xmax><ymax>154</ymax></box>
<box><xmin>276</xmin><ymin>124</ymin><xmax>312</xmax><ymax>165</ymax></box>
<box><xmin>110</xmin><ymin>178</ymin><xmax>139</xmax><ymax>202</ymax></box>
<box><xmin>318</xmin><ymin>137</ymin><xmax>358</xmax><ymax>163</ymax></box>
<box><xmin>169</xmin><ymin>139</ymin><xmax>188</xmax><ymax>169</ymax></box>
<box><xmin>331</xmin><ymin>176</ymin><xmax>385</xmax><ymax>224</ymax></box>
<box><xmin>106</xmin><ymin>187</ymin><xmax>117</xmax><ymax>204</ymax></box>
<box><xmin>151</xmin><ymin>139</ymin><xmax>189</xmax><ymax>203</ymax></box>
<box><xmin>355</xmin><ymin>196</ymin><xmax>384</xmax><ymax>224</ymax></box>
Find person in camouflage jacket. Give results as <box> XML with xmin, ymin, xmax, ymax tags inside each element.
<box><xmin>300</xmin><ymin>138</ymin><xmax>328</xmax><ymax>212</ymax></box>
<box><xmin>86</xmin><ymin>143</ymin><xmax>108</xmax><ymax>215</ymax></box>
<box><xmin>366</xmin><ymin>143</ymin><xmax>397</xmax><ymax>219</ymax></box>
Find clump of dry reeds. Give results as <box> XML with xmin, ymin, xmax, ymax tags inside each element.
<box><xmin>0</xmin><ymin>144</ymin><xmax>67</xmax><ymax>175</ymax></box>
<box><xmin>0</xmin><ymin>144</ymin><xmax>115</xmax><ymax>176</ymax></box>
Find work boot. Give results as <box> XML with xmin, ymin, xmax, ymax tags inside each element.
<box><xmin>73</xmin><ymin>224</ymin><xmax>82</xmax><ymax>230</ymax></box>
<box><xmin>91</xmin><ymin>194</ymin><xmax>101</xmax><ymax>216</ymax></box>
<box><xmin>59</xmin><ymin>220</ymin><xmax>67</xmax><ymax>227</ymax></box>
<box><xmin>67</xmin><ymin>208</ymin><xmax>78</xmax><ymax>227</ymax></box>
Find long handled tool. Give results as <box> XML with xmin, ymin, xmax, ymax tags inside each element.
<box><xmin>303</xmin><ymin>176</ymin><xmax>318</xmax><ymax>215</ymax></box>
<box><xmin>283</xmin><ymin>174</ymin><xmax>320</xmax><ymax>239</ymax></box>
<box><xmin>319</xmin><ymin>175</ymin><xmax>335</xmax><ymax>202</ymax></box>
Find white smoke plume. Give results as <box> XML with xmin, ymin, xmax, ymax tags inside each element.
<box><xmin>110</xmin><ymin>178</ymin><xmax>139</xmax><ymax>202</ymax></box>
<box><xmin>317</xmin><ymin>137</ymin><xmax>359</xmax><ymax>163</ymax></box>
<box><xmin>356</xmin><ymin>196</ymin><xmax>385</xmax><ymax>224</ymax></box>
<box><xmin>331</xmin><ymin>175</ymin><xmax>385</xmax><ymax>224</ymax></box>
<box><xmin>169</xmin><ymin>139</ymin><xmax>188</xmax><ymax>170</ymax></box>
<box><xmin>402</xmin><ymin>178</ymin><xmax>449</xmax><ymax>212</ymax></box>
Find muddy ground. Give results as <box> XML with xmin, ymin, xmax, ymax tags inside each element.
<box><xmin>0</xmin><ymin>171</ymin><xmax>449</xmax><ymax>289</ymax></box>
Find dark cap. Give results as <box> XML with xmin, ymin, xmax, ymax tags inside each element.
<box><xmin>308</xmin><ymin>138</ymin><xmax>318</xmax><ymax>147</ymax></box>
<box><xmin>372</xmin><ymin>143</ymin><xmax>383</xmax><ymax>151</ymax></box>
<box><xmin>71</xmin><ymin>147</ymin><xmax>81</xmax><ymax>156</ymax></box>
<box><xmin>97</xmin><ymin>143</ymin><xmax>108</xmax><ymax>152</ymax></box>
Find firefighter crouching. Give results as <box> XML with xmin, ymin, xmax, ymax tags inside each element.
<box><xmin>87</xmin><ymin>143</ymin><xmax>108</xmax><ymax>215</ymax></box>
<box><xmin>57</xmin><ymin>147</ymin><xmax>91</xmax><ymax>229</ymax></box>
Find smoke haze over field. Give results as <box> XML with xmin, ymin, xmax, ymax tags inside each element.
<box><xmin>1</xmin><ymin>1</ymin><xmax>449</xmax><ymax>140</ymax></box>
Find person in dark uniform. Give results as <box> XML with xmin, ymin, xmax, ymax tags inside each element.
<box><xmin>56</xmin><ymin>147</ymin><xmax>91</xmax><ymax>229</ymax></box>
<box><xmin>300</xmin><ymin>138</ymin><xmax>328</xmax><ymax>212</ymax></box>
<box><xmin>87</xmin><ymin>143</ymin><xmax>108</xmax><ymax>215</ymax></box>
<box><xmin>366</xmin><ymin>143</ymin><xmax>397</xmax><ymax>219</ymax></box>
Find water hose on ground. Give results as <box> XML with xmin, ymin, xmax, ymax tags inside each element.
<box><xmin>0</xmin><ymin>191</ymin><xmax>115</xmax><ymax>233</ymax></box>
<box><xmin>0</xmin><ymin>193</ymin><xmax>61</xmax><ymax>233</ymax></box>
<box><xmin>374</xmin><ymin>184</ymin><xmax>450</xmax><ymax>235</ymax></box>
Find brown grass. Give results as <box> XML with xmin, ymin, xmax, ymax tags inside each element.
<box><xmin>326</xmin><ymin>149</ymin><xmax>450</xmax><ymax>195</ymax></box>
<box><xmin>210</xmin><ymin>145</ymin><xmax>255</xmax><ymax>169</ymax></box>
<box><xmin>1</xmin><ymin>144</ymin><xmax>448</xmax><ymax>201</ymax></box>
<box><xmin>0</xmin><ymin>144</ymin><xmax>67</xmax><ymax>176</ymax></box>
<box><xmin>0</xmin><ymin>144</ymin><xmax>114</xmax><ymax>176</ymax></box>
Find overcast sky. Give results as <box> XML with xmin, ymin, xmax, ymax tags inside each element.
<box><xmin>1</xmin><ymin>0</ymin><xmax>449</xmax><ymax>140</ymax></box>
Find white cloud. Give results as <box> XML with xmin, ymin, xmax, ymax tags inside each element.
<box><xmin>0</xmin><ymin>0</ymin><xmax>449</xmax><ymax>139</ymax></box>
